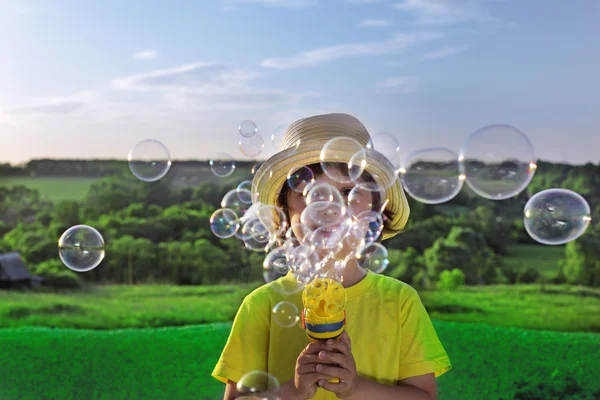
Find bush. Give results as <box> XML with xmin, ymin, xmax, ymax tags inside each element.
<box><xmin>437</xmin><ymin>268</ymin><xmax>465</xmax><ymax>290</ymax></box>
<box><xmin>34</xmin><ymin>259</ymin><xmax>81</xmax><ymax>289</ymax></box>
<box><xmin>517</xmin><ymin>267</ymin><xmax>540</xmax><ymax>284</ymax></box>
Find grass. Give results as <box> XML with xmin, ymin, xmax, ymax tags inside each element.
<box><xmin>503</xmin><ymin>244</ymin><xmax>564</xmax><ymax>279</ymax></box>
<box><xmin>0</xmin><ymin>177</ymin><xmax>98</xmax><ymax>202</ymax></box>
<box><xmin>0</xmin><ymin>321</ymin><xmax>599</xmax><ymax>400</ymax></box>
<box><xmin>0</xmin><ymin>283</ymin><xmax>258</xmax><ymax>330</ymax></box>
<box><xmin>1</xmin><ymin>282</ymin><xmax>599</xmax><ymax>333</ymax></box>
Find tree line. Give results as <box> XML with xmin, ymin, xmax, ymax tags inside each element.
<box><xmin>0</xmin><ymin>159</ymin><xmax>599</xmax><ymax>289</ymax></box>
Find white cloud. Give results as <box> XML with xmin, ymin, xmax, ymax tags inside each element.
<box><xmin>1</xmin><ymin>92</ymin><xmax>97</xmax><ymax>115</ymax></box>
<box><xmin>260</xmin><ymin>31</ymin><xmax>442</xmax><ymax>69</ymax></box>
<box><xmin>423</xmin><ymin>45</ymin><xmax>468</xmax><ymax>59</ymax></box>
<box><xmin>359</xmin><ymin>19</ymin><xmax>393</xmax><ymax>27</ymax></box>
<box><xmin>133</xmin><ymin>49</ymin><xmax>159</xmax><ymax>60</ymax></box>
<box><xmin>394</xmin><ymin>0</ymin><xmax>486</xmax><ymax>25</ymax></box>
<box><xmin>224</xmin><ymin>0</ymin><xmax>317</xmax><ymax>8</ymax></box>
<box><xmin>376</xmin><ymin>76</ymin><xmax>418</xmax><ymax>92</ymax></box>
<box><xmin>111</xmin><ymin>62</ymin><xmax>318</xmax><ymax>110</ymax></box>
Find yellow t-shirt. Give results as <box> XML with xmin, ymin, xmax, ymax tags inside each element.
<box><xmin>212</xmin><ymin>270</ymin><xmax>452</xmax><ymax>399</ymax></box>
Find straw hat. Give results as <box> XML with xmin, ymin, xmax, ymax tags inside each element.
<box><xmin>252</xmin><ymin>113</ymin><xmax>410</xmax><ymax>240</ymax></box>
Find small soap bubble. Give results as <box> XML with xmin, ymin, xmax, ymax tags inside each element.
<box><xmin>210</xmin><ymin>208</ymin><xmax>240</xmax><ymax>239</ymax></box>
<box><xmin>239</xmin><ymin>134</ymin><xmax>265</xmax><ymax>157</ymax></box>
<box><xmin>273</xmin><ymin>301</ymin><xmax>300</xmax><ymax>328</ymax></box>
<box><xmin>239</xmin><ymin>120</ymin><xmax>257</xmax><ymax>138</ymax></box>
<box><xmin>128</xmin><ymin>139</ymin><xmax>172</xmax><ymax>182</ymax></box>
<box><xmin>348</xmin><ymin>182</ymin><xmax>388</xmax><ymax>217</ymax></box>
<box><xmin>209</xmin><ymin>153</ymin><xmax>236</xmax><ymax>177</ymax></box>
<box><xmin>237</xmin><ymin>181</ymin><xmax>253</xmax><ymax>204</ymax></box>
<box><xmin>287</xmin><ymin>166</ymin><xmax>315</xmax><ymax>193</ymax></box>
<box><xmin>460</xmin><ymin>124</ymin><xmax>537</xmax><ymax>200</ymax></box>
<box><xmin>356</xmin><ymin>242</ymin><xmax>389</xmax><ymax>273</ymax></box>
<box><xmin>524</xmin><ymin>189</ymin><xmax>592</xmax><ymax>245</ymax></box>
<box><xmin>400</xmin><ymin>147</ymin><xmax>465</xmax><ymax>204</ymax></box>
<box><xmin>58</xmin><ymin>225</ymin><xmax>105</xmax><ymax>272</ymax></box>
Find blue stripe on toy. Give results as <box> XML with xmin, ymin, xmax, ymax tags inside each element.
<box><xmin>305</xmin><ymin>320</ymin><xmax>344</xmax><ymax>333</ymax></box>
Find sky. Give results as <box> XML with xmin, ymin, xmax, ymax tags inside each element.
<box><xmin>0</xmin><ymin>0</ymin><xmax>599</xmax><ymax>165</ymax></box>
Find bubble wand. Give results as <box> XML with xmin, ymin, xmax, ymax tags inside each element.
<box><xmin>301</xmin><ymin>257</ymin><xmax>348</xmax><ymax>384</ymax></box>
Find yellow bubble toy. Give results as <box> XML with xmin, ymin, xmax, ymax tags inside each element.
<box><xmin>301</xmin><ymin>277</ymin><xmax>347</xmax><ymax>384</ymax></box>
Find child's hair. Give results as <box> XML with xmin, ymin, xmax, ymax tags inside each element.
<box><xmin>276</xmin><ymin>162</ymin><xmax>385</xmax><ymax>231</ymax></box>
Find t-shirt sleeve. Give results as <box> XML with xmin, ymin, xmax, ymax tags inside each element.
<box><xmin>211</xmin><ymin>292</ymin><xmax>270</xmax><ymax>385</ymax></box>
<box><xmin>397</xmin><ymin>287</ymin><xmax>452</xmax><ymax>381</ymax></box>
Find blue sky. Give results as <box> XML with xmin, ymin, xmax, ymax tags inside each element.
<box><xmin>0</xmin><ymin>0</ymin><xmax>598</xmax><ymax>165</ymax></box>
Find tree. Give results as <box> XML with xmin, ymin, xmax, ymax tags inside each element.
<box><xmin>424</xmin><ymin>227</ymin><xmax>497</xmax><ymax>285</ymax></box>
<box><xmin>560</xmin><ymin>232</ymin><xmax>600</xmax><ymax>287</ymax></box>
<box><xmin>388</xmin><ymin>247</ymin><xmax>424</xmax><ymax>285</ymax></box>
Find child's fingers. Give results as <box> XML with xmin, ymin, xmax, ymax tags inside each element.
<box><xmin>317</xmin><ymin>350</ymin><xmax>350</xmax><ymax>370</ymax></box>
<box><xmin>302</xmin><ymin>342</ymin><xmax>332</xmax><ymax>355</ymax></box>
<box><xmin>298</xmin><ymin>352</ymin><xmax>340</xmax><ymax>365</ymax></box>
<box><xmin>324</xmin><ymin>339</ymin><xmax>352</xmax><ymax>359</ymax></box>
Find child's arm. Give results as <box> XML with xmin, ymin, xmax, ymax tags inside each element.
<box><xmin>338</xmin><ymin>373</ymin><xmax>436</xmax><ymax>400</ymax></box>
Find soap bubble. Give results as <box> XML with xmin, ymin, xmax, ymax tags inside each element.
<box><xmin>367</xmin><ymin>132</ymin><xmax>400</xmax><ymax>162</ymax></box>
<box><xmin>209</xmin><ymin>153</ymin><xmax>236</xmax><ymax>177</ymax></box>
<box><xmin>273</xmin><ymin>301</ymin><xmax>300</xmax><ymax>328</ymax></box>
<box><xmin>238</xmin><ymin>120</ymin><xmax>257</xmax><ymax>138</ymax></box>
<box><xmin>237</xmin><ymin>370</ymin><xmax>280</xmax><ymax>400</ymax></box>
<box><xmin>251</xmin><ymin>161</ymin><xmax>263</xmax><ymax>176</ymax></box>
<box><xmin>460</xmin><ymin>124</ymin><xmax>537</xmax><ymax>200</ymax></box>
<box><xmin>287</xmin><ymin>166</ymin><xmax>315</xmax><ymax>193</ymax></box>
<box><xmin>128</xmin><ymin>139</ymin><xmax>171</xmax><ymax>182</ymax></box>
<box><xmin>524</xmin><ymin>189</ymin><xmax>592</xmax><ymax>245</ymax></box>
<box><xmin>321</xmin><ymin>137</ymin><xmax>366</xmax><ymax>184</ymax></box>
<box><xmin>348</xmin><ymin>182</ymin><xmax>388</xmax><ymax>217</ymax></box>
<box><xmin>221</xmin><ymin>189</ymin><xmax>251</xmax><ymax>218</ymax></box>
<box><xmin>271</xmin><ymin>124</ymin><xmax>287</xmax><ymax>150</ymax></box>
<box><xmin>58</xmin><ymin>225</ymin><xmax>105</xmax><ymax>272</ymax></box>
<box><xmin>237</xmin><ymin>181</ymin><xmax>253</xmax><ymax>204</ymax></box>
<box><xmin>239</xmin><ymin>134</ymin><xmax>265</xmax><ymax>157</ymax></box>
<box><xmin>356</xmin><ymin>242</ymin><xmax>389</xmax><ymax>273</ymax></box>
<box><xmin>264</xmin><ymin>246</ymin><xmax>290</xmax><ymax>275</ymax></box>
<box><xmin>400</xmin><ymin>147</ymin><xmax>465</xmax><ymax>204</ymax></box>
<box><xmin>210</xmin><ymin>208</ymin><xmax>240</xmax><ymax>239</ymax></box>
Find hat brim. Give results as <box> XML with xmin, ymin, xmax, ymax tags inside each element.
<box><xmin>252</xmin><ymin>142</ymin><xmax>410</xmax><ymax>241</ymax></box>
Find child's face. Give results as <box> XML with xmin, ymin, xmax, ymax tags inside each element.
<box><xmin>285</xmin><ymin>167</ymin><xmax>372</xmax><ymax>242</ymax></box>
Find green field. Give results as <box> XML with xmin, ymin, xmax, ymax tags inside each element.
<box><xmin>0</xmin><ymin>177</ymin><xmax>98</xmax><ymax>202</ymax></box>
<box><xmin>1</xmin><ymin>283</ymin><xmax>599</xmax><ymax>333</ymax></box>
<box><xmin>1</xmin><ymin>321</ymin><xmax>599</xmax><ymax>400</ymax></box>
<box><xmin>503</xmin><ymin>244</ymin><xmax>564</xmax><ymax>279</ymax></box>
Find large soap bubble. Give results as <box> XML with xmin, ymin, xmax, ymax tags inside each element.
<box><xmin>58</xmin><ymin>225</ymin><xmax>105</xmax><ymax>272</ymax></box>
<box><xmin>237</xmin><ymin>370</ymin><xmax>280</xmax><ymax>400</ymax></box>
<box><xmin>239</xmin><ymin>134</ymin><xmax>265</xmax><ymax>157</ymax></box>
<box><xmin>320</xmin><ymin>137</ymin><xmax>366</xmax><ymax>184</ymax></box>
<box><xmin>128</xmin><ymin>139</ymin><xmax>172</xmax><ymax>182</ymax></box>
<box><xmin>524</xmin><ymin>189</ymin><xmax>592</xmax><ymax>245</ymax></box>
<box><xmin>400</xmin><ymin>147</ymin><xmax>465</xmax><ymax>204</ymax></box>
<box><xmin>367</xmin><ymin>132</ymin><xmax>400</xmax><ymax>163</ymax></box>
<box><xmin>460</xmin><ymin>124</ymin><xmax>537</xmax><ymax>200</ymax></box>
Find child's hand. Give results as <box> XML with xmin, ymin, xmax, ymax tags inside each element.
<box><xmin>293</xmin><ymin>341</ymin><xmax>342</xmax><ymax>399</ymax></box>
<box><xmin>313</xmin><ymin>331</ymin><xmax>361</xmax><ymax>399</ymax></box>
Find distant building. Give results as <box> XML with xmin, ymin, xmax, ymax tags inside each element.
<box><xmin>0</xmin><ymin>252</ymin><xmax>43</xmax><ymax>289</ymax></box>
